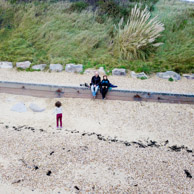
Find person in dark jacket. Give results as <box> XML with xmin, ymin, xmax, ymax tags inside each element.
<box><xmin>90</xmin><ymin>71</ymin><xmax>101</xmax><ymax>98</ymax></box>
<box><xmin>100</xmin><ymin>75</ymin><xmax>110</xmax><ymax>99</ymax></box>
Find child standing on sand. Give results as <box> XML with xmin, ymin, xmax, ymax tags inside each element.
<box><xmin>54</xmin><ymin>101</ymin><xmax>63</xmax><ymax>129</ymax></box>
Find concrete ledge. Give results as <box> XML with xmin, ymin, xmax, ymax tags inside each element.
<box><xmin>0</xmin><ymin>81</ymin><xmax>194</xmax><ymax>104</ymax></box>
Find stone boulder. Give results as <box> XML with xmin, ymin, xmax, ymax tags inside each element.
<box><xmin>29</xmin><ymin>103</ymin><xmax>45</xmax><ymax>112</ymax></box>
<box><xmin>0</xmin><ymin>61</ymin><xmax>13</xmax><ymax>69</ymax></box>
<box><xmin>84</xmin><ymin>69</ymin><xmax>95</xmax><ymax>74</ymax></box>
<box><xmin>16</xmin><ymin>61</ymin><xmax>31</xmax><ymax>69</ymax></box>
<box><xmin>84</xmin><ymin>67</ymin><xmax>106</xmax><ymax>75</ymax></box>
<box><xmin>32</xmin><ymin>64</ymin><xmax>46</xmax><ymax>71</ymax></box>
<box><xmin>130</xmin><ymin>71</ymin><xmax>148</xmax><ymax>79</ymax></box>
<box><xmin>11</xmin><ymin>103</ymin><xmax>27</xmax><ymax>113</ymax></box>
<box><xmin>98</xmin><ymin>67</ymin><xmax>106</xmax><ymax>74</ymax></box>
<box><xmin>183</xmin><ymin>74</ymin><xmax>194</xmax><ymax>80</ymax></box>
<box><xmin>49</xmin><ymin>64</ymin><xmax>63</xmax><ymax>72</ymax></box>
<box><xmin>156</xmin><ymin>71</ymin><xmax>181</xmax><ymax>80</ymax></box>
<box><xmin>112</xmin><ymin>68</ymin><xmax>126</xmax><ymax>76</ymax></box>
<box><xmin>65</xmin><ymin>64</ymin><xmax>83</xmax><ymax>73</ymax></box>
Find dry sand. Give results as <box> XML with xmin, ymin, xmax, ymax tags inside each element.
<box><xmin>0</xmin><ymin>94</ymin><xmax>194</xmax><ymax>147</ymax></box>
<box><xmin>0</xmin><ymin>69</ymin><xmax>194</xmax><ymax>193</ymax></box>
<box><xmin>0</xmin><ymin>69</ymin><xmax>194</xmax><ymax>93</ymax></box>
<box><xmin>0</xmin><ymin>93</ymin><xmax>193</xmax><ymax>193</ymax></box>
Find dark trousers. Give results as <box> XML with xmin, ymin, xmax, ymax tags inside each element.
<box><xmin>56</xmin><ymin>113</ymin><xmax>62</xmax><ymax>127</ymax></box>
<box><xmin>101</xmin><ymin>87</ymin><xmax>108</xmax><ymax>99</ymax></box>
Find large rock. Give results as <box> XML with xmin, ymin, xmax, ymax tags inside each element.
<box><xmin>84</xmin><ymin>67</ymin><xmax>105</xmax><ymax>75</ymax></box>
<box><xmin>112</xmin><ymin>68</ymin><xmax>126</xmax><ymax>76</ymax></box>
<box><xmin>29</xmin><ymin>103</ymin><xmax>45</xmax><ymax>112</ymax></box>
<box><xmin>49</xmin><ymin>64</ymin><xmax>63</xmax><ymax>72</ymax></box>
<box><xmin>98</xmin><ymin>67</ymin><xmax>106</xmax><ymax>74</ymax></box>
<box><xmin>0</xmin><ymin>61</ymin><xmax>13</xmax><ymax>69</ymax></box>
<box><xmin>16</xmin><ymin>61</ymin><xmax>31</xmax><ymax>69</ymax></box>
<box><xmin>32</xmin><ymin>64</ymin><xmax>46</xmax><ymax>71</ymax></box>
<box><xmin>65</xmin><ymin>64</ymin><xmax>83</xmax><ymax>73</ymax></box>
<box><xmin>84</xmin><ymin>68</ymin><xmax>96</xmax><ymax>74</ymax></box>
<box><xmin>183</xmin><ymin>74</ymin><xmax>194</xmax><ymax>80</ymax></box>
<box><xmin>11</xmin><ymin>103</ymin><xmax>27</xmax><ymax>113</ymax></box>
<box><xmin>130</xmin><ymin>71</ymin><xmax>148</xmax><ymax>79</ymax></box>
<box><xmin>156</xmin><ymin>71</ymin><xmax>181</xmax><ymax>80</ymax></box>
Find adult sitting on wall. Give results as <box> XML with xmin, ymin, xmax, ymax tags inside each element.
<box><xmin>90</xmin><ymin>71</ymin><xmax>101</xmax><ymax>99</ymax></box>
<box><xmin>100</xmin><ymin>75</ymin><xmax>110</xmax><ymax>100</ymax></box>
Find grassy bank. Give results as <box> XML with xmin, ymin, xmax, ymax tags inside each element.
<box><xmin>0</xmin><ymin>0</ymin><xmax>193</xmax><ymax>73</ymax></box>
<box><xmin>151</xmin><ymin>0</ymin><xmax>194</xmax><ymax>73</ymax></box>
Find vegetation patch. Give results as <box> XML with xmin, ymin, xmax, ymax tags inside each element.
<box><xmin>68</xmin><ymin>1</ymin><xmax>89</xmax><ymax>12</ymax></box>
<box><xmin>0</xmin><ymin>0</ymin><xmax>193</xmax><ymax>73</ymax></box>
<box><xmin>168</xmin><ymin>77</ymin><xmax>174</xmax><ymax>82</ymax></box>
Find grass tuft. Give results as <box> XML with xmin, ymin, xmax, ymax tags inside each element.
<box><xmin>114</xmin><ymin>4</ymin><xmax>164</xmax><ymax>60</ymax></box>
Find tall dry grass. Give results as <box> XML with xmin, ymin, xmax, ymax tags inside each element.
<box><xmin>114</xmin><ymin>4</ymin><xmax>164</xmax><ymax>60</ymax></box>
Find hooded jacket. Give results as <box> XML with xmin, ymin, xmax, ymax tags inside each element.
<box><xmin>100</xmin><ymin>79</ymin><xmax>110</xmax><ymax>88</ymax></box>
<box><xmin>91</xmin><ymin>75</ymin><xmax>101</xmax><ymax>86</ymax></box>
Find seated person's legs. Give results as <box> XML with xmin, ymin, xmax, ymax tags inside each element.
<box><xmin>101</xmin><ymin>88</ymin><xmax>106</xmax><ymax>99</ymax></box>
<box><xmin>94</xmin><ymin>85</ymin><xmax>99</xmax><ymax>96</ymax></box>
<box><xmin>91</xmin><ymin>85</ymin><xmax>95</xmax><ymax>96</ymax></box>
<box><xmin>104</xmin><ymin>87</ymin><xmax>108</xmax><ymax>99</ymax></box>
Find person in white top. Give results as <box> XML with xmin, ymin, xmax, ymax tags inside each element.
<box><xmin>54</xmin><ymin>101</ymin><xmax>63</xmax><ymax>129</ymax></box>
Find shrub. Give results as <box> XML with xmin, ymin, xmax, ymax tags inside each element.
<box><xmin>69</xmin><ymin>1</ymin><xmax>89</xmax><ymax>12</ymax></box>
<box><xmin>98</xmin><ymin>0</ymin><xmax>130</xmax><ymax>20</ymax></box>
<box><xmin>129</xmin><ymin>0</ymin><xmax>159</xmax><ymax>12</ymax></box>
<box><xmin>0</xmin><ymin>6</ymin><xmax>14</xmax><ymax>29</ymax></box>
<box><xmin>140</xmin><ymin>76</ymin><xmax>147</xmax><ymax>80</ymax></box>
<box><xmin>114</xmin><ymin>4</ymin><xmax>164</xmax><ymax>60</ymax></box>
<box><xmin>136</xmin><ymin>64</ymin><xmax>151</xmax><ymax>74</ymax></box>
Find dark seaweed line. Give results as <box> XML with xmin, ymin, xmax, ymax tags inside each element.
<box><xmin>5</xmin><ymin>124</ymin><xmax>193</xmax><ymax>154</ymax></box>
<box><xmin>2</xmin><ymin>124</ymin><xmax>193</xmax><ymax>180</ymax></box>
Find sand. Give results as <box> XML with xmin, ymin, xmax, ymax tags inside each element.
<box><xmin>0</xmin><ymin>94</ymin><xmax>194</xmax><ymax>147</ymax></box>
<box><xmin>0</xmin><ymin>123</ymin><xmax>193</xmax><ymax>193</ymax></box>
<box><xmin>0</xmin><ymin>69</ymin><xmax>193</xmax><ymax>193</ymax></box>
<box><xmin>0</xmin><ymin>69</ymin><xmax>194</xmax><ymax>93</ymax></box>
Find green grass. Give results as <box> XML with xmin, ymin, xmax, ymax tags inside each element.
<box><xmin>168</xmin><ymin>77</ymin><xmax>174</xmax><ymax>82</ymax></box>
<box><xmin>0</xmin><ymin>0</ymin><xmax>193</xmax><ymax>73</ymax></box>
<box><xmin>150</xmin><ymin>0</ymin><xmax>194</xmax><ymax>73</ymax></box>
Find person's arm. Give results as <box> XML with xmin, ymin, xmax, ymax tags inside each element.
<box><xmin>99</xmin><ymin>80</ymin><xmax>102</xmax><ymax>88</ymax></box>
<box><xmin>107</xmin><ymin>80</ymin><xmax>110</xmax><ymax>88</ymax></box>
<box><xmin>91</xmin><ymin>76</ymin><xmax>94</xmax><ymax>85</ymax></box>
<box><xmin>96</xmin><ymin>77</ymin><xmax>101</xmax><ymax>86</ymax></box>
<box><xmin>109</xmin><ymin>83</ymin><xmax>118</xmax><ymax>88</ymax></box>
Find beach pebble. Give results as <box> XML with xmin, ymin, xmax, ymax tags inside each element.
<box><xmin>46</xmin><ymin>170</ymin><xmax>52</xmax><ymax>176</ymax></box>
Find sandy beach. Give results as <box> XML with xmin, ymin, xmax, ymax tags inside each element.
<box><xmin>0</xmin><ymin>69</ymin><xmax>193</xmax><ymax>193</ymax></box>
